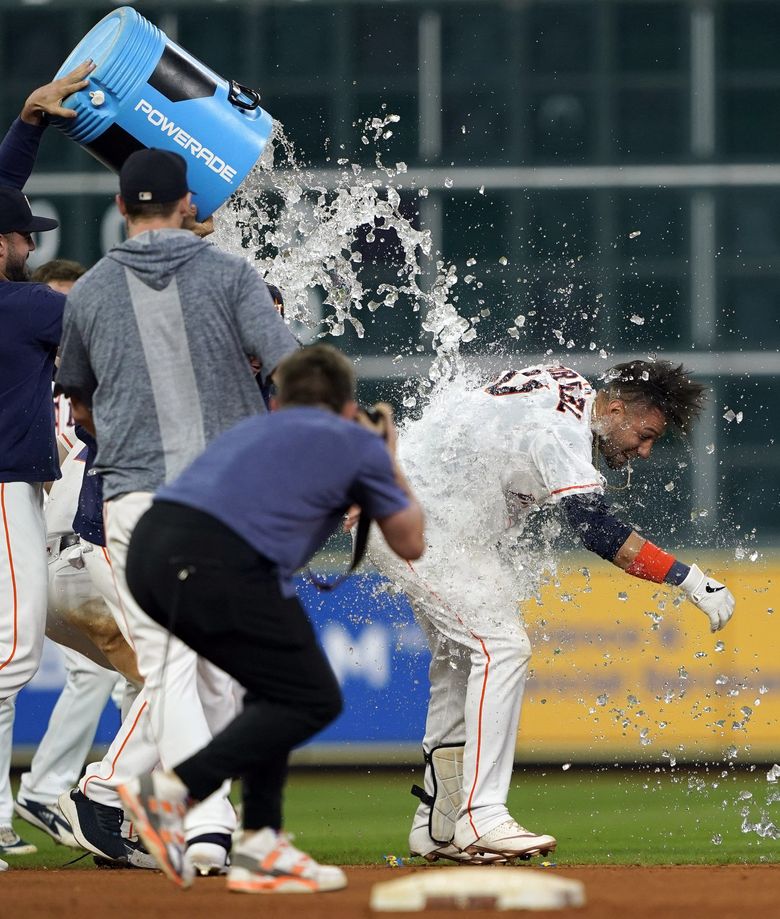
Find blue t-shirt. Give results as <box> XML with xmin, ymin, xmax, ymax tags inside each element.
<box><xmin>156</xmin><ymin>406</ymin><xmax>409</xmax><ymax>590</ymax></box>
<box><xmin>72</xmin><ymin>424</ymin><xmax>105</xmax><ymax>547</ymax></box>
<box><xmin>0</xmin><ymin>282</ymin><xmax>64</xmax><ymax>482</ymax></box>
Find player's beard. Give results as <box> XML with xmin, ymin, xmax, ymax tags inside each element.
<box><xmin>4</xmin><ymin>246</ymin><xmax>30</xmax><ymax>281</ymax></box>
<box><xmin>596</xmin><ymin>435</ymin><xmax>629</xmax><ymax>469</ymax></box>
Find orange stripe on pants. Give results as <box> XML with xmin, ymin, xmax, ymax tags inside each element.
<box><xmin>82</xmin><ymin>700</ymin><xmax>148</xmax><ymax>795</ymax></box>
<box><xmin>464</xmin><ymin>634</ymin><xmax>491</xmax><ymax>839</ymax></box>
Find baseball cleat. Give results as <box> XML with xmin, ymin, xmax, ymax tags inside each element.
<box><xmin>411</xmin><ymin>842</ymin><xmax>507</xmax><ymax>864</ymax></box>
<box><xmin>0</xmin><ymin>857</ymin><xmax>7</xmax><ymax>871</ymax></box>
<box><xmin>227</xmin><ymin>828</ymin><xmax>347</xmax><ymax>894</ymax></box>
<box><xmin>408</xmin><ymin>827</ymin><xmax>506</xmax><ymax>865</ymax></box>
<box><xmin>186</xmin><ymin>832</ymin><xmax>231</xmax><ymax>877</ymax></box>
<box><xmin>57</xmin><ymin>788</ymin><xmax>156</xmax><ymax>868</ymax></box>
<box><xmin>0</xmin><ymin>826</ymin><xmax>37</xmax><ymax>856</ymax></box>
<box><xmin>15</xmin><ymin>796</ymin><xmax>79</xmax><ymax>848</ymax></box>
<box><xmin>461</xmin><ymin>819</ymin><xmax>557</xmax><ymax>861</ymax></box>
<box><xmin>118</xmin><ymin>771</ymin><xmax>192</xmax><ymax>889</ymax></box>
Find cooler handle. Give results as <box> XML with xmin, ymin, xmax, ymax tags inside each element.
<box><xmin>228</xmin><ymin>79</ymin><xmax>261</xmax><ymax>111</ymax></box>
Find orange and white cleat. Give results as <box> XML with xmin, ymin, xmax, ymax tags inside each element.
<box><xmin>227</xmin><ymin>828</ymin><xmax>346</xmax><ymax>894</ymax></box>
<box><xmin>118</xmin><ymin>771</ymin><xmax>193</xmax><ymax>889</ymax></box>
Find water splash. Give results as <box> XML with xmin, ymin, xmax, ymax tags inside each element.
<box><xmin>213</xmin><ymin>118</ymin><xmax>472</xmax><ymax>381</ymax></box>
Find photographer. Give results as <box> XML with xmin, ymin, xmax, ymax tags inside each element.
<box><xmin>118</xmin><ymin>344</ymin><xmax>423</xmax><ymax>894</ymax></box>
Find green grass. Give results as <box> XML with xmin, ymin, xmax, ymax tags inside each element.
<box><xmin>8</xmin><ymin>767</ymin><xmax>779</xmax><ymax>869</ymax></box>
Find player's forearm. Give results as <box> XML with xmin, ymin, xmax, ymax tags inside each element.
<box><xmin>560</xmin><ymin>494</ymin><xmax>688</xmax><ymax>585</ymax></box>
<box><xmin>611</xmin><ymin>531</ymin><xmax>690</xmax><ymax>586</ymax></box>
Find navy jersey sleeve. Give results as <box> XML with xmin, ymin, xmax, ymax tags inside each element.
<box><xmin>28</xmin><ymin>285</ymin><xmax>65</xmax><ymax>346</ymax></box>
<box><xmin>0</xmin><ymin>118</ymin><xmax>45</xmax><ymax>189</ymax></box>
<box><xmin>55</xmin><ymin>306</ymin><xmax>97</xmax><ymax>404</ymax></box>
<box><xmin>351</xmin><ymin>436</ymin><xmax>409</xmax><ymax>520</ymax></box>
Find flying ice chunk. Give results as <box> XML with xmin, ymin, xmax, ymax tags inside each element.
<box><xmin>723</xmin><ymin>408</ymin><xmax>737</xmax><ymax>423</ymax></box>
<box><xmin>514</xmin><ymin>314</ymin><xmax>526</xmax><ymax>328</ymax></box>
<box><xmin>444</xmin><ymin>178</ymin><xmax>454</xmax><ymax>188</ymax></box>
<box><xmin>629</xmin><ymin>230</ymin><xmax>642</xmax><ymax>238</ymax></box>
<box><xmin>664</xmin><ymin>482</ymin><xmax>675</xmax><ymax>492</ymax></box>
<box><xmin>705</xmin><ymin>443</ymin><xmax>715</xmax><ymax>454</ymax></box>
<box><xmin>478</xmin><ymin>185</ymin><xmax>485</xmax><ymax>195</ymax></box>
<box><xmin>562</xmin><ymin>763</ymin><xmax>572</xmax><ymax>771</ymax></box>
<box><xmin>767</xmin><ymin>764</ymin><xmax>780</xmax><ymax>783</ymax></box>
<box><xmin>630</xmin><ymin>314</ymin><xmax>645</xmax><ymax>325</ymax></box>
<box><xmin>466</xmin><ymin>258</ymin><xmax>477</xmax><ymax>266</ymax></box>
<box><xmin>498</xmin><ymin>256</ymin><xmax>508</xmax><ymax>265</ymax></box>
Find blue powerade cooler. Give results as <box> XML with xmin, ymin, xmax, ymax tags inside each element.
<box><xmin>52</xmin><ymin>6</ymin><xmax>273</xmax><ymax>219</ymax></box>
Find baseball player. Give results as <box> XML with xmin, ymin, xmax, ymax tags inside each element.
<box><xmin>13</xmin><ymin>431</ymin><xmax>120</xmax><ymax>848</ymax></box>
<box><xmin>369</xmin><ymin>360</ymin><xmax>735</xmax><ymax>864</ymax></box>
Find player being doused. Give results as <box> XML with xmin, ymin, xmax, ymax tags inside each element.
<box><xmin>367</xmin><ymin>360</ymin><xmax>735</xmax><ymax>864</ymax></box>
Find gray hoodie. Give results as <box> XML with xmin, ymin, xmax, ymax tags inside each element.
<box><xmin>56</xmin><ymin>228</ymin><xmax>298</xmax><ymax>500</ymax></box>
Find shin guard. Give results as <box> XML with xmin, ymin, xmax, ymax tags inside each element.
<box><xmin>411</xmin><ymin>744</ymin><xmax>465</xmax><ymax>845</ymax></box>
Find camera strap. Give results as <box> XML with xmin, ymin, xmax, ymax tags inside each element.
<box><xmin>307</xmin><ymin>510</ymin><xmax>372</xmax><ymax>592</ymax></box>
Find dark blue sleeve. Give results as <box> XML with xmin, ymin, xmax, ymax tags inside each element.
<box><xmin>560</xmin><ymin>493</ymin><xmax>633</xmax><ymax>561</ymax></box>
<box><xmin>28</xmin><ymin>285</ymin><xmax>65</xmax><ymax>346</ymax></box>
<box><xmin>0</xmin><ymin>117</ymin><xmax>45</xmax><ymax>189</ymax></box>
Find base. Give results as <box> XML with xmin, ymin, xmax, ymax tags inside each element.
<box><xmin>370</xmin><ymin>866</ymin><xmax>585</xmax><ymax>912</ymax></box>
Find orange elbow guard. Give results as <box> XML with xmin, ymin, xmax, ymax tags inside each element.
<box><xmin>625</xmin><ymin>540</ymin><xmax>676</xmax><ymax>583</ymax></box>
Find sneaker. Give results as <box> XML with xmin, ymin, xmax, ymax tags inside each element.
<box><xmin>15</xmin><ymin>796</ymin><xmax>79</xmax><ymax>848</ymax></box>
<box><xmin>0</xmin><ymin>826</ymin><xmax>37</xmax><ymax>856</ymax></box>
<box><xmin>186</xmin><ymin>832</ymin><xmax>231</xmax><ymax>877</ymax></box>
<box><xmin>227</xmin><ymin>828</ymin><xmax>346</xmax><ymax>894</ymax></box>
<box><xmin>461</xmin><ymin>819</ymin><xmax>557</xmax><ymax>861</ymax></box>
<box><xmin>118</xmin><ymin>771</ymin><xmax>192</xmax><ymax>889</ymax></box>
<box><xmin>57</xmin><ymin>788</ymin><xmax>157</xmax><ymax>869</ymax></box>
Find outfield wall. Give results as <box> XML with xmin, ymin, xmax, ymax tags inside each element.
<box><xmin>12</xmin><ymin>554</ymin><xmax>777</xmax><ymax>767</ymax></box>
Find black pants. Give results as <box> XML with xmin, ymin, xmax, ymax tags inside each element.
<box><xmin>125</xmin><ymin>501</ymin><xmax>342</xmax><ymax>830</ymax></box>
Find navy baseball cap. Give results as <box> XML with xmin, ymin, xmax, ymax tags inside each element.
<box><xmin>119</xmin><ymin>148</ymin><xmax>190</xmax><ymax>204</ymax></box>
<box><xmin>0</xmin><ymin>186</ymin><xmax>58</xmax><ymax>234</ymax></box>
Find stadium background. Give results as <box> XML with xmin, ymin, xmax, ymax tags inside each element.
<box><xmin>6</xmin><ymin>0</ymin><xmax>778</xmax><ymax>768</ymax></box>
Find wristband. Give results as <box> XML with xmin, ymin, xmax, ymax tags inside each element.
<box><xmin>625</xmin><ymin>540</ymin><xmax>677</xmax><ymax>583</ymax></box>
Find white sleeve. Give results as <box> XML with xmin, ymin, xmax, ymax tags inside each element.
<box><xmin>529</xmin><ymin>426</ymin><xmax>604</xmax><ymax>503</ymax></box>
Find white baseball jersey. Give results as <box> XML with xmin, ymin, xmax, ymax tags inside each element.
<box><xmin>45</xmin><ymin>437</ymin><xmax>87</xmax><ymax>539</ymax></box>
<box><xmin>373</xmin><ymin>364</ymin><xmax>605</xmax><ymax>615</ymax></box>
<box><xmin>53</xmin><ymin>392</ymin><xmax>76</xmax><ymax>443</ymax></box>
<box><xmin>399</xmin><ymin>364</ymin><xmax>603</xmax><ymax>538</ymax></box>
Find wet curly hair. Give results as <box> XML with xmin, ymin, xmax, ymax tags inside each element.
<box><xmin>602</xmin><ymin>360</ymin><xmax>707</xmax><ymax>434</ymax></box>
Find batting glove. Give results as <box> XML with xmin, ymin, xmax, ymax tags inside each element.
<box><xmin>680</xmin><ymin>564</ymin><xmax>735</xmax><ymax>632</ymax></box>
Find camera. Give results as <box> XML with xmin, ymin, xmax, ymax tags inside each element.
<box><xmin>357</xmin><ymin>404</ymin><xmax>389</xmax><ymax>439</ymax></box>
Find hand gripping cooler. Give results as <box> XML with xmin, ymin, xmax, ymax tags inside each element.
<box><xmin>51</xmin><ymin>5</ymin><xmax>273</xmax><ymax>219</ymax></box>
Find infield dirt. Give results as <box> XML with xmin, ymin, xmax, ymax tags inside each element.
<box><xmin>4</xmin><ymin>864</ymin><xmax>778</xmax><ymax>919</ymax></box>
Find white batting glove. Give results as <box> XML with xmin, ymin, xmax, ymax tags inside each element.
<box><xmin>680</xmin><ymin>564</ymin><xmax>735</xmax><ymax>632</ymax></box>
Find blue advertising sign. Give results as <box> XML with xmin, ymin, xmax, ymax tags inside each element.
<box><xmin>13</xmin><ymin>574</ymin><xmax>431</xmax><ymax>755</ymax></box>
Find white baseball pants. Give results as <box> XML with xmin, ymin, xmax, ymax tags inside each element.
<box><xmin>370</xmin><ymin>539</ymin><xmax>532</xmax><ymax>849</ymax></box>
<box><xmin>18</xmin><ymin>643</ymin><xmax>118</xmax><ymax>806</ymax></box>
<box><xmin>0</xmin><ymin>482</ymin><xmax>48</xmax><ymax>704</ymax></box>
<box><xmin>95</xmin><ymin>491</ymin><xmax>237</xmax><ymax>838</ymax></box>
